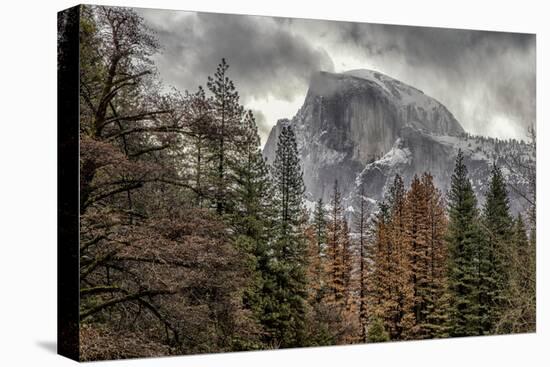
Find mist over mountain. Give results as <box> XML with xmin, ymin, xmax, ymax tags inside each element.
<box><xmin>263</xmin><ymin>70</ymin><xmax>533</xmax><ymax>215</ymax></box>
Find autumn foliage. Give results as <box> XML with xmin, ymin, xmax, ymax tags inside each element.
<box><xmin>71</xmin><ymin>5</ymin><xmax>536</xmax><ymax>360</ymax></box>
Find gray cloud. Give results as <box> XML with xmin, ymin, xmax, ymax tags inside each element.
<box><xmin>138</xmin><ymin>8</ymin><xmax>535</xmax><ymax>141</ymax></box>
<box><xmin>249</xmin><ymin>109</ymin><xmax>271</xmax><ymax>138</ymax></box>
<box><xmin>330</xmin><ymin>23</ymin><xmax>536</xmax><ymax>138</ymax></box>
<box><xmin>139</xmin><ymin>9</ymin><xmax>334</xmax><ymax>103</ymax></box>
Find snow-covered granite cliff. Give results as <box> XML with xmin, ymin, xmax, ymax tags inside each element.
<box><xmin>263</xmin><ymin>70</ymin><xmax>533</xmax><ymax>215</ymax></box>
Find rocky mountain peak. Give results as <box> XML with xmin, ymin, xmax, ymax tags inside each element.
<box><xmin>263</xmin><ymin>70</ymin><xmax>531</xmax><ymax>215</ymax></box>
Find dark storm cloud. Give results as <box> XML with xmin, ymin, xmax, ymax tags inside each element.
<box><xmin>138</xmin><ymin>8</ymin><xmax>535</xmax><ymax>140</ymax></box>
<box><xmin>331</xmin><ymin>23</ymin><xmax>536</xmax><ymax>137</ymax></box>
<box><xmin>340</xmin><ymin>24</ymin><xmax>533</xmax><ymax>66</ymax></box>
<box><xmin>138</xmin><ymin>9</ymin><xmax>334</xmax><ymax>103</ymax></box>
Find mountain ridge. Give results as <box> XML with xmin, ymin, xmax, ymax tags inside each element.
<box><xmin>263</xmin><ymin>70</ymin><xmax>532</xmax><ymax>216</ymax></box>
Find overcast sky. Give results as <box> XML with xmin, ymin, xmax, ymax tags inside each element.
<box><xmin>137</xmin><ymin>8</ymin><xmax>536</xmax><ymax>146</ymax></box>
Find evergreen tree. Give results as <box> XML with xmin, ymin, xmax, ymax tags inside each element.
<box><xmin>311</xmin><ymin>198</ymin><xmax>327</xmax><ymax>299</ymax></box>
<box><xmin>421</xmin><ymin>173</ymin><xmax>450</xmax><ymax>338</ymax></box>
<box><xmin>314</xmin><ymin>198</ymin><xmax>327</xmax><ymax>246</ymax></box>
<box><xmin>366</xmin><ymin>199</ymin><xmax>391</xmax><ymax>335</ymax></box>
<box><xmin>367</xmin><ymin>174</ymin><xmax>413</xmax><ymax>340</ymax></box>
<box><xmin>366</xmin><ymin>200</ymin><xmax>391</xmax><ymax>325</ymax></box>
<box><xmin>404</xmin><ymin>175</ymin><xmax>429</xmax><ymax>338</ymax></box>
<box><xmin>516</xmin><ymin>214</ymin><xmax>535</xmax><ymax>330</ymax></box>
<box><xmin>387</xmin><ymin>175</ymin><xmax>414</xmax><ymax>339</ymax></box>
<box><xmin>180</xmin><ymin>87</ymin><xmax>214</xmax><ymax>208</ymax></box>
<box><xmin>326</xmin><ymin>180</ymin><xmax>347</xmax><ymax>308</ymax></box>
<box><xmin>367</xmin><ymin>317</ymin><xmax>390</xmax><ymax>343</ymax></box>
<box><xmin>325</xmin><ymin>180</ymin><xmax>357</xmax><ymax>342</ymax></box>
<box><xmin>341</xmin><ymin>219</ymin><xmax>354</xmax><ymax>311</ymax></box>
<box><xmin>353</xmin><ymin>185</ymin><xmax>369</xmax><ymax>342</ymax></box>
<box><xmin>305</xmin><ymin>219</ymin><xmax>321</xmax><ymax>302</ymax></box>
<box><xmin>482</xmin><ymin>163</ymin><xmax>513</xmax><ymax>332</ymax></box>
<box><xmin>230</xmin><ymin>110</ymin><xmax>275</xmax><ymax>347</ymax></box>
<box><xmin>446</xmin><ymin>150</ymin><xmax>484</xmax><ymax>336</ymax></box>
<box><xmin>495</xmin><ymin>214</ymin><xmax>535</xmax><ymax>333</ymax></box>
<box><xmin>403</xmin><ymin>173</ymin><xmax>449</xmax><ymax>339</ymax></box>
<box><xmin>262</xmin><ymin>124</ymin><xmax>308</xmax><ymax>348</ymax></box>
<box><xmin>77</xmin><ymin>7</ymin><xmax>266</xmax><ymax>355</ymax></box>
<box><xmin>513</xmin><ymin>215</ymin><xmax>534</xmax><ymax>302</ymax></box>
<box><xmin>305</xmin><ymin>200</ymin><xmax>351</xmax><ymax>346</ymax></box>
<box><xmin>512</xmin><ymin>215</ymin><xmax>529</xmax><ymax>272</ymax></box>
<box><xmin>231</xmin><ymin>110</ymin><xmax>273</xmax><ymax>239</ymax></box>
<box><xmin>206</xmin><ymin>58</ymin><xmax>244</xmax><ymax>215</ymax></box>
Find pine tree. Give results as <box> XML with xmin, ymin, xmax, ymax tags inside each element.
<box><xmin>314</xmin><ymin>198</ymin><xmax>327</xmax><ymax>245</ymax></box>
<box><xmin>262</xmin><ymin>124</ymin><xmax>308</xmax><ymax>348</ymax></box>
<box><xmin>421</xmin><ymin>173</ymin><xmax>450</xmax><ymax>338</ymax></box>
<box><xmin>229</xmin><ymin>110</ymin><xmax>275</xmax><ymax>346</ymax></box>
<box><xmin>180</xmin><ymin>87</ymin><xmax>214</xmax><ymax>208</ymax></box>
<box><xmin>326</xmin><ymin>180</ymin><xmax>347</xmax><ymax>308</ymax></box>
<box><xmin>206</xmin><ymin>58</ymin><xmax>244</xmax><ymax>215</ymax></box>
<box><xmin>353</xmin><ymin>185</ymin><xmax>369</xmax><ymax>342</ymax></box>
<box><xmin>446</xmin><ymin>150</ymin><xmax>484</xmax><ymax>336</ymax></box>
<box><xmin>231</xmin><ymin>110</ymin><xmax>273</xmax><ymax>238</ymax></box>
<box><xmin>403</xmin><ymin>175</ymin><xmax>429</xmax><ymax>338</ymax></box>
<box><xmin>403</xmin><ymin>173</ymin><xmax>449</xmax><ymax>339</ymax></box>
<box><xmin>512</xmin><ymin>215</ymin><xmax>529</xmax><ymax>273</ymax></box>
<box><xmin>305</xmin><ymin>198</ymin><xmax>352</xmax><ymax>346</ymax></box>
<box><xmin>513</xmin><ymin>215</ymin><xmax>534</xmax><ymax>306</ymax></box>
<box><xmin>387</xmin><ymin>175</ymin><xmax>415</xmax><ymax>339</ymax></box>
<box><xmin>514</xmin><ymin>214</ymin><xmax>535</xmax><ymax>331</ymax></box>
<box><xmin>324</xmin><ymin>180</ymin><xmax>358</xmax><ymax>342</ymax></box>
<box><xmin>366</xmin><ymin>199</ymin><xmax>391</xmax><ymax>334</ymax></box>
<box><xmin>341</xmin><ymin>219</ymin><xmax>354</xmax><ymax>311</ymax></box>
<box><xmin>495</xmin><ymin>214</ymin><xmax>535</xmax><ymax>333</ymax></box>
<box><xmin>311</xmin><ymin>198</ymin><xmax>327</xmax><ymax>300</ymax></box>
<box><xmin>367</xmin><ymin>174</ymin><xmax>413</xmax><ymax>340</ymax></box>
<box><xmin>482</xmin><ymin>163</ymin><xmax>513</xmax><ymax>333</ymax></box>
<box><xmin>305</xmin><ymin>197</ymin><xmax>341</xmax><ymax>345</ymax></box>
<box><xmin>305</xmin><ymin>220</ymin><xmax>321</xmax><ymax>302</ymax></box>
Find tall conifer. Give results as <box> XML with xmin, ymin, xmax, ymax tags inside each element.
<box><xmin>262</xmin><ymin>124</ymin><xmax>308</xmax><ymax>347</ymax></box>
<box><xmin>206</xmin><ymin>58</ymin><xmax>244</xmax><ymax>215</ymax></box>
<box><xmin>446</xmin><ymin>150</ymin><xmax>484</xmax><ymax>336</ymax></box>
<box><xmin>326</xmin><ymin>180</ymin><xmax>346</xmax><ymax>307</ymax></box>
<box><xmin>311</xmin><ymin>198</ymin><xmax>327</xmax><ymax>299</ymax></box>
<box><xmin>354</xmin><ymin>186</ymin><xmax>370</xmax><ymax>342</ymax></box>
<box><xmin>403</xmin><ymin>173</ymin><xmax>448</xmax><ymax>339</ymax></box>
<box><xmin>482</xmin><ymin>163</ymin><xmax>513</xmax><ymax>332</ymax></box>
<box><xmin>230</xmin><ymin>110</ymin><xmax>275</xmax><ymax>340</ymax></box>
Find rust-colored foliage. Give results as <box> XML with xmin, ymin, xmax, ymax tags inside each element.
<box><xmin>74</xmin><ymin>4</ymin><xmax>535</xmax><ymax>359</ymax></box>
<box><xmin>78</xmin><ymin>5</ymin><xmax>261</xmax><ymax>358</ymax></box>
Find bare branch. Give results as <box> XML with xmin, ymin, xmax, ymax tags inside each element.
<box><xmin>80</xmin><ymin>289</ymin><xmax>175</xmax><ymax>319</ymax></box>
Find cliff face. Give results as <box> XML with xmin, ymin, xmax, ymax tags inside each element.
<box><xmin>353</xmin><ymin>126</ymin><xmax>532</xmax><ymax>215</ymax></box>
<box><xmin>263</xmin><ymin>70</ymin><xmax>532</xmax><ymax>215</ymax></box>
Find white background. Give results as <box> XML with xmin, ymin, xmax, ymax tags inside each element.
<box><xmin>0</xmin><ymin>0</ymin><xmax>548</xmax><ymax>365</ymax></box>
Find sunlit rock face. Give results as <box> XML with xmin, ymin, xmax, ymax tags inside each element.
<box><xmin>264</xmin><ymin>70</ymin><xmax>531</xmax><ymax>215</ymax></box>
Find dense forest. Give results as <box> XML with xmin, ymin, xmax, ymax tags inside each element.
<box><xmin>74</xmin><ymin>6</ymin><xmax>536</xmax><ymax>360</ymax></box>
